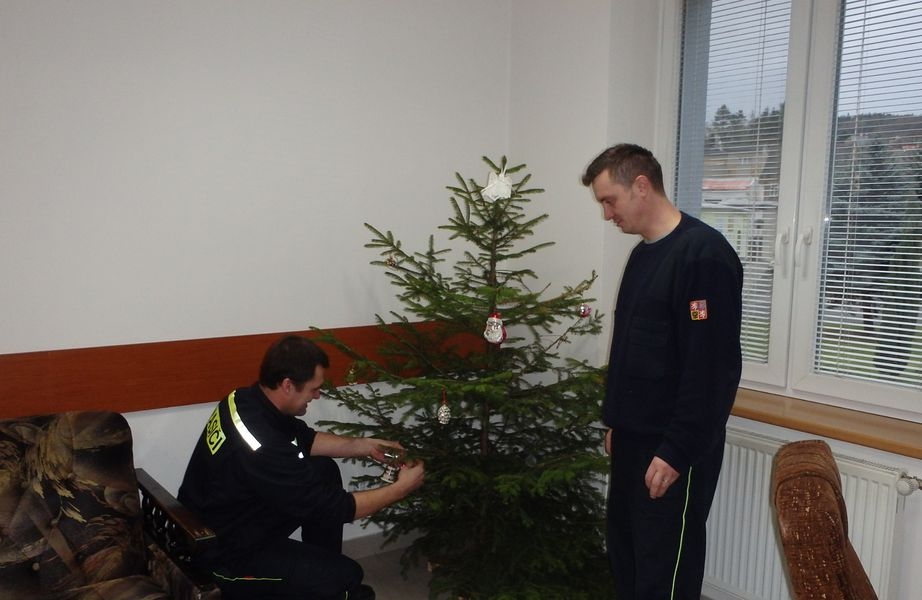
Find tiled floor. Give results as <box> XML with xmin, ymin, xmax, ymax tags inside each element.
<box><xmin>355</xmin><ymin>545</ymin><xmax>711</xmax><ymax>599</ymax></box>
<box><xmin>345</xmin><ymin>534</ymin><xmax>436</xmax><ymax>599</ymax></box>
<box><xmin>356</xmin><ymin>547</ymin><xmax>433</xmax><ymax>599</ymax></box>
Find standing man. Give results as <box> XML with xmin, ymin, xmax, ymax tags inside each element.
<box><xmin>178</xmin><ymin>334</ymin><xmax>424</xmax><ymax>600</ymax></box>
<box><xmin>582</xmin><ymin>144</ymin><xmax>742</xmax><ymax>599</ymax></box>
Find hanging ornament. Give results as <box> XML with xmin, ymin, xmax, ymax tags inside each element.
<box><xmin>345</xmin><ymin>363</ymin><xmax>358</xmax><ymax>385</ymax></box>
<box><xmin>379</xmin><ymin>445</ymin><xmax>405</xmax><ymax>484</ymax></box>
<box><xmin>483</xmin><ymin>311</ymin><xmax>507</xmax><ymax>345</ymax></box>
<box><xmin>578</xmin><ymin>303</ymin><xmax>593</xmax><ymax>318</ymax></box>
<box><xmin>437</xmin><ymin>388</ymin><xmax>451</xmax><ymax>425</ymax></box>
<box><xmin>384</xmin><ymin>254</ymin><xmax>398</xmax><ymax>269</ymax></box>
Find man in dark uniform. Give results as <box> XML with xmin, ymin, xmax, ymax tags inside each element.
<box><xmin>582</xmin><ymin>144</ymin><xmax>743</xmax><ymax>599</ymax></box>
<box><xmin>178</xmin><ymin>335</ymin><xmax>424</xmax><ymax>600</ymax></box>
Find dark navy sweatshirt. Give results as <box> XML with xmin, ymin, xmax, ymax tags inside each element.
<box><xmin>604</xmin><ymin>212</ymin><xmax>743</xmax><ymax>473</ymax></box>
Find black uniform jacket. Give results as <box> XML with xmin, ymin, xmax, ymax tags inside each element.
<box><xmin>178</xmin><ymin>384</ymin><xmax>357</xmax><ymax>566</ymax></box>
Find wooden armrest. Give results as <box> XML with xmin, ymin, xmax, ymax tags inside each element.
<box><xmin>136</xmin><ymin>467</ymin><xmax>216</xmax><ymax>585</ymax></box>
<box><xmin>137</xmin><ymin>468</ymin><xmax>215</xmax><ymax>542</ymax></box>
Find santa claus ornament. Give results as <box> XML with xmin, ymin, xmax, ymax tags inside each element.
<box><xmin>483</xmin><ymin>312</ymin><xmax>507</xmax><ymax>345</ymax></box>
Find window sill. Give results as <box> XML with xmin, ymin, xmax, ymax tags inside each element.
<box><xmin>732</xmin><ymin>388</ymin><xmax>922</xmax><ymax>459</ymax></box>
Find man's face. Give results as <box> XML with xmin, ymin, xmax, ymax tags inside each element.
<box><xmin>281</xmin><ymin>366</ymin><xmax>325</xmax><ymax>417</ymax></box>
<box><xmin>591</xmin><ymin>171</ymin><xmax>644</xmax><ymax>235</ymax></box>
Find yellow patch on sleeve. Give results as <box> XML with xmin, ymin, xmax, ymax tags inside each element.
<box><xmin>206</xmin><ymin>406</ymin><xmax>226</xmax><ymax>455</ymax></box>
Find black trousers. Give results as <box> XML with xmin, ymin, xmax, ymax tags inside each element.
<box><xmin>212</xmin><ymin>457</ymin><xmax>365</xmax><ymax>600</ymax></box>
<box><xmin>606</xmin><ymin>431</ymin><xmax>725</xmax><ymax>600</ymax></box>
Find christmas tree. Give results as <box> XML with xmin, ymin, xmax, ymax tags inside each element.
<box><xmin>314</xmin><ymin>157</ymin><xmax>613</xmax><ymax>599</ymax></box>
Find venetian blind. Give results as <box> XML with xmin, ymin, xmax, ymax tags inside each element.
<box><xmin>678</xmin><ymin>0</ymin><xmax>791</xmax><ymax>363</ymax></box>
<box><xmin>815</xmin><ymin>0</ymin><xmax>922</xmax><ymax>388</ymax></box>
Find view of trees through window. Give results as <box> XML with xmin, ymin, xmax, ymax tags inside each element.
<box><xmin>685</xmin><ymin>0</ymin><xmax>922</xmax><ymax>394</ymax></box>
<box><xmin>820</xmin><ymin>112</ymin><xmax>922</xmax><ymax>386</ymax></box>
<box><xmin>698</xmin><ymin>100</ymin><xmax>782</xmax><ymax>365</ymax></box>
<box><xmin>700</xmin><ymin>102</ymin><xmax>922</xmax><ymax>387</ymax></box>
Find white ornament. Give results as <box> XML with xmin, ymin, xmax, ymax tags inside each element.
<box><xmin>437</xmin><ymin>388</ymin><xmax>451</xmax><ymax>424</ymax></box>
<box><xmin>437</xmin><ymin>402</ymin><xmax>452</xmax><ymax>425</ymax></box>
<box><xmin>481</xmin><ymin>168</ymin><xmax>513</xmax><ymax>201</ymax></box>
<box><xmin>483</xmin><ymin>312</ymin><xmax>507</xmax><ymax>345</ymax></box>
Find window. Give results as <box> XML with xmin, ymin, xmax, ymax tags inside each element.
<box><xmin>676</xmin><ymin>0</ymin><xmax>922</xmax><ymax>420</ymax></box>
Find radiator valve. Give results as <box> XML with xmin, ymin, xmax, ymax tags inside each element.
<box><xmin>896</xmin><ymin>475</ymin><xmax>921</xmax><ymax>497</ymax></box>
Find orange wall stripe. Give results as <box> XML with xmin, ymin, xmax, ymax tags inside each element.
<box><xmin>0</xmin><ymin>324</ymin><xmax>478</xmax><ymax>419</ymax></box>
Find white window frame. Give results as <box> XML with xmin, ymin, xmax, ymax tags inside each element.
<box><xmin>657</xmin><ymin>0</ymin><xmax>922</xmax><ymax>423</ymax></box>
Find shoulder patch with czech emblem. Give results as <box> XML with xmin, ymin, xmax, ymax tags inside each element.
<box><xmin>689</xmin><ymin>299</ymin><xmax>708</xmax><ymax>321</ymax></box>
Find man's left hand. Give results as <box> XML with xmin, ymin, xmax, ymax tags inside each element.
<box><xmin>644</xmin><ymin>456</ymin><xmax>680</xmax><ymax>499</ymax></box>
<box><xmin>366</xmin><ymin>439</ymin><xmax>405</xmax><ymax>463</ymax></box>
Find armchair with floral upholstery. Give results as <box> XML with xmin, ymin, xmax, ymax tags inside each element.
<box><xmin>0</xmin><ymin>411</ymin><xmax>218</xmax><ymax>600</ymax></box>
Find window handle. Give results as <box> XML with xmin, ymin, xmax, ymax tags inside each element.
<box><xmin>774</xmin><ymin>227</ymin><xmax>791</xmax><ymax>277</ymax></box>
<box><xmin>794</xmin><ymin>227</ymin><xmax>814</xmax><ymax>276</ymax></box>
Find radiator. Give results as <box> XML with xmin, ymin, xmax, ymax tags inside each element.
<box><xmin>702</xmin><ymin>426</ymin><xmax>909</xmax><ymax>600</ymax></box>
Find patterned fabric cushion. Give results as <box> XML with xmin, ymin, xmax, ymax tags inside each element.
<box><xmin>0</xmin><ymin>412</ymin><xmax>169</xmax><ymax>600</ymax></box>
<box><xmin>771</xmin><ymin>439</ymin><xmax>878</xmax><ymax>600</ymax></box>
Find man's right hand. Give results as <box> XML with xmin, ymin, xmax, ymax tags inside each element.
<box><xmin>352</xmin><ymin>459</ymin><xmax>424</xmax><ymax>520</ymax></box>
<box><xmin>395</xmin><ymin>459</ymin><xmax>425</xmax><ymax>493</ymax></box>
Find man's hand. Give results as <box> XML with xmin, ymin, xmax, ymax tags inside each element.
<box><xmin>366</xmin><ymin>439</ymin><xmax>405</xmax><ymax>463</ymax></box>
<box><xmin>352</xmin><ymin>459</ymin><xmax>425</xmax><ymax>520</ymax></box>
<box><xmin>604</xmin><ymin>428</ymin><xmax>612</xmax><ymax>456</ymax></box>
<box><xmin>644</xmin><ymin>456</ymin><xmax>680</xmax><ymax>499</ymax></box>
<box><xmin>394</xmin><ymin>459</ymin><xmax>425</xmax><ymax>493</ymax></box>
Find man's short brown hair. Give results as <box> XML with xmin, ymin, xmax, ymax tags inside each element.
<box><xmin>581</xmin><ymin>143</ymin><xmax>665</xmax><ymax>194</ymax></box>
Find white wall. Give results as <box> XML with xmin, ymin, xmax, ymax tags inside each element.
<box><xmin>507</xmin><ymin>0</ymin><xmax>612</xmax><ymax>363</ymax></box>
<box><xmin>0</xmin><ymin>0</ymin><xmax>511</xmax><ymax>353</ymax></box>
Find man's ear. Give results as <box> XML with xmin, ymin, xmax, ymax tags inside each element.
<box><xmin>633</xmin><ymin>174</ymin><xmax>651</xmax><ymax>195</ymax></box>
